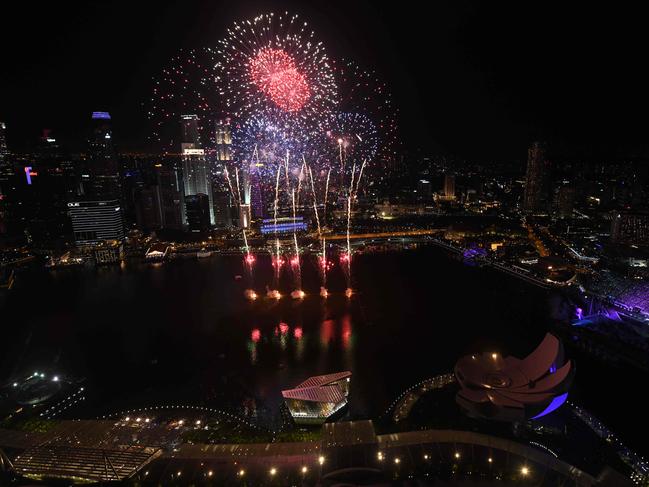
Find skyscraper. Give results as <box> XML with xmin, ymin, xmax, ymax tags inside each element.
<box><xmin>0</xmin><ymin>121</ymin><xmax>11</xmax><ymax>190</ymax></box>
<box><xmin>556</xmin><ymin>185</ymin><xmax>575</xmax><ymax>219</ymax></box>
<box><xmin>180</xmin><ymin>115</ymin><xmax>214</xmax><ymax>225</ymax></box>
<box><xmin>156</xmin><ymin>162</ymin><xmax>185</xmax><ymax>230</ymax></box>
<box><xmin>212</xmin><ymin>183</ymin><xmax>233</xmax><ymax>227</ymax></box>
<box><xmin>0</xmin><ymin>121</ymin><xmax>8</xmax><ymax>163</ymax></box>
<box><xmin>249</xmin><ymin>163</ymin><xmax>265</xmax><ymax>218</ymax></box>
<box><xmin>86</xmin><ymin>112</ymin><xmax>121</xmax><ymax>200</ymax></box>
<box><xmin>211</xmin><ymin>118</ymin><xmax>235</xmax><ymax>226</ymax></box>
<box><xmin>185</xmin><ymin>194</ymin><xmax>211</xmax><ymax>233</ymax></box>
<box><xmin>135</xmin><ymin>162</ymin><xmax>185</xmax><ymax>231</ymax></box>
<box><xmin>215</xmin><ymin>118</ymin><xmax>232</xmax><ymax>162</ymax></box>
<box><xmin>443</xmin><ymin>174</ymin><xmax>456</xmax><ymax>199</ymax></box>
<box><xmin>523</xmin><ymin>142</ymin><xmax>550</xmax><ymax>213</ymax></box>
<box><xmin>417</xmin><ymin>179</ymin><xmax>432</xmax><ymax>201</ymax></box>
<box><xmin>67</xmin><ymin>200</ymin><xmax>124</xmax><ymax>244</ymax></box>
<box><xmin>611</xmin><ymin>211</ymin><xmax>649</xmax><ymax>245</ymax></box>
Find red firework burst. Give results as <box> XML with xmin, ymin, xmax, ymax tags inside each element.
<box><xmin>248</xmin><ymin>48</ymin><xmax>311</xmax><ymax>112</ymax></box>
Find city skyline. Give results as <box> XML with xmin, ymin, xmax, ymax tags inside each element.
<box><xmin>1</xmin><ymin>4</ymin><xmax>649</xmax><ymax>486</ymax></box>
<box><xmin>2</xmin><ymin>2</ymin><xmax>649</xmax><ymax>161</ymax></box>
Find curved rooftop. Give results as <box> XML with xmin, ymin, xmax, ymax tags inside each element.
<box><xmin>455</xmin><ymin>334</ymin><xmax>574</xmax><ymax>422</ymax></box>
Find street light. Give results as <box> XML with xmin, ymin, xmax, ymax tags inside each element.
<box><xmin>318</xmin><ymin>455</ymin><xmax>325</xmax><ymax>465</ymax></box>
<box><xmin>521</xmin><ymin>466</ymin><xmax>529</xmax><ymax>476</ymax></box>
<box><xmin>269</xmin><ymin>467</ymin><xmax>277</xmax><ymax>476</ymax></box>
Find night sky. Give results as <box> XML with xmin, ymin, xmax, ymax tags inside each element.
<box><xmin>2</xmin><ymin>1</ymin><xmax>648</xmax><ymax>161</ymax></box>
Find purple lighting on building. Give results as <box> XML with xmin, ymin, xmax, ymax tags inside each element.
<box><xmin>531</xmin><ymin>392</ymin><xmax>568</xmax><ymax>420</ymax></box>
<box><xmin>92</xmin><ymin>111</ymin><xmax>111</xmax><ymax>120</ymax></box>
<box><xmin>575</xmin><ymin>307</ymin><xmax>583</xmax><ymax>320</ymax></box>
<box><xmin>463</xmin><ymin>247</ymin><xmax>488</xmax><ymax>259</ymax></box>
<box><xmin>24</xmin><ymin>166</ymin><xmax>33</xmax><ymax>185</ymax></box>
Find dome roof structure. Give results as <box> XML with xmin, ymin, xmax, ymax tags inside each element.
<box><xmin>455</xmin><ymin>333</ymin><xmax>574</xmax><ymax>422</ymax></box>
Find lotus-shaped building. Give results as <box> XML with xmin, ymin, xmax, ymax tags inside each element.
<box><xmin>455</xmin><ymin>334</ymin><xmax>573</xmax><ymax>422</ymax></box>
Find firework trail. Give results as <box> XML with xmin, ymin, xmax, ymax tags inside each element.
<box><xmin>307</xmin><ymin>163</ymin><xmax>322</xmax><ymax>237</ymax></box>
<box><xmin>223</xmin><ymin>166</ymin><xmax>239</xmax><ymax>206</ymax></box>
<box><xmin>355</xmin><ymin>159</ymin><xmax>368</xmax><ymax>196</ymax></box>
<box><xmin>296</xmin><ymin>159</ymin><xmax>307</xmax><ymax>208</ymax></box>
<box><xmin>242</xmin><ymin>229</ymin><xmax>257</xmax><ymax>300</ymax></box>
<box><xmin>344</xmin><ymin>194</ymin><xmax>353</xmax><ymax>297</ymax></box>
<box><xmin>283</xmin><ymin>150</ymin><xmax>291</xmax><ymax>200</ymax></box>
<box><xmin>323</xmin><ymin>167</ymin><xmax>331</xmax><ymax>226</ymax></box>
<box><xmin>268</xmin><ymin>160</ymin><xmax>283</xmax><ymax>299</ymax></box>
<box><xmin>307</xmin><ymin>163</ymin><xmax>329</xmax><ymax>297</ymax></box>
<box><xmin>290</xmin><ymin>188</ymin><xmax>304</xmax><ymax>299</ymax></box>
<box><xmin>234</xmin><ymin>168</ymin><xmax>242</xmax><ymax>206</ymax></box>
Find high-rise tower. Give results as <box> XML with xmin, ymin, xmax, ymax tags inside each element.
<box><xmin>180</xmin><ymin>114</ymin><xmax>214</xmax><ymax>225</ymax></box>
<box><xmin>0</xmin><ymin>121</ymin><xmax>11</xmax><ymax>189</ymax></box>
<box><xmin>86</xmin><ymin>112</ymin><xmax>121</xmax><ymax>200</ymax></box>
<box><xmin>523</xmin><ymin>142</ymin><xmax>550</xmax><ymax>213</ymax></box>
<box><xmin>215</xmin><ymin>118</ymin><xmax>232</xmax><ymax>162</ymax></box>
<box><xmin>443</xmin><ymin>174</ymin><xmax>456</xmax><ymax>200</ymax></box>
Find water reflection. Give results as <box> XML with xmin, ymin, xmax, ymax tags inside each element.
<box><xmin>321</xmin><ymin>319</ymin><xmax>334</xmax><ymax>347</ymax></box>
<box><xmin>342</xmin><ymin>314</ymin><xmax>353</xmax><ymax>351</ymax></box>
<box><xmin>243</xmin><ymin>309</ymin><xmax>356</xmax><ymax>372</ymax></box>
<box><xmin>294</xmin><ymin>326</ymin><xmax>304</xmax><ymax>361</ymax></box>
<box><xmin>248</xmin><ymin>329</ymin><xmax>261</xmax><ymax>364</ymax></box>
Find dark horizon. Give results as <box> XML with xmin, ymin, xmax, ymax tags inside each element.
<box><xmin>2</xmin><ymin>1</ymin><xmax>649</xmax><ymax>161</ymax></box>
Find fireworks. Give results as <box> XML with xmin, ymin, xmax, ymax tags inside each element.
<box><xmin>147</xmin><ymin>48</ymin><xmax>220</xmax><ymax>151</ymax></box>
<box><xmin>148</xmin><ymin>12</ymin><xmax>400</xmax><ymax>300</ymax></box>
<box><xmin>331</xmin><ymin>60</ymin><xmax>399</xmax><ymax>169</ymax></box>
<box><xmin>231</xmin><ymin>113</ymin><xmax>310</xmax><ymax>173</ymax></box>
<box><xmin>216</xmin><ymin>12</ymin><xmax>337</xmax><ymax>126</ymax></box>
<box><xmin>327</xmin><ymin>111</ymin><xmax>379</xmax><ymax>166</ymax></box>
<box><xmin>249</xmin><ymin>48</ymin><xmax>311</xmax><ymax>112</ymax></box>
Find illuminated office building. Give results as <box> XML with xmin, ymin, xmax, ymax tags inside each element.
<box><xmin>0</xmin><ymin>121</ymin><xmax>12</xmax><ymax>191</ymax></box>
<box><xmin>67</xmin><ymin>200</ymin><xmax>124</xmax><ymax>245</ymax></box>
<box><xmin>215</xmin><ymin>118</ymin><xmax>232</xmax><ymax>162</ymax></box>
<box><xmin>180</xmin><ymin>115</ymin><xmax>214</xmax><ymax>225</ymax></box>
<box><xmin>86</xmin><ymin>112</ymin><xmax>121</xmax><ymax>200</ymax></box>
<box><xmin>523</xmin><ymin>142</ymin><xmax>550</xmax><ymax>213</ymax></box>
<box><xmin>611</xmin><ymin>211</ymin><xmax>649</xmax><ymax>245</ymax></box>
<box><xmin>444</xmin><ymin>174</ymin><xmax>455</xmax><ymax>199</ymax></box>
<box><xmin>185</xmin><ymin>193</ymin><xmax>211</xmax><ymax>233</ymax></box>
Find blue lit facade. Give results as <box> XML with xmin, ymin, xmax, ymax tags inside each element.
<box><xmin>260</xmin><ymin>217</ymin><xmax>308</xmax><ymax>235</ymax></box>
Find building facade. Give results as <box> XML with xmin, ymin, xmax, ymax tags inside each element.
<box><xmin>86</xmin><ymin>112</ymin><xmax>121</xmax><ymax>200</ymax></box>
<box><xmin>611</xmin><ymin>211</ymin><xmax>649</xmax><ymax>245</ymax></box>
<box><xmin>282</xmin><ymin>372</ymin><xmax>352</xmax><ymax>425</ymax></box>
<box><xmin>523</xmin><ymin>142</ymin><xmax>550</xmax><ymax>213</ymax></box>
<box><xmin>180</xmin><ymin>115</ymin><xmax>214</xmax><ymax>225</ymax></box>
<box><xmin>67</xmin><ymin>200</ymin><xmax>124</xmax><ymax>245</ymax></box>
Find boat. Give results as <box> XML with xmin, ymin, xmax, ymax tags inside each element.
<box><xmin>196</xmin><ymin>249</ymin><xmax>212</xmax><ymax>258</ymax></box>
